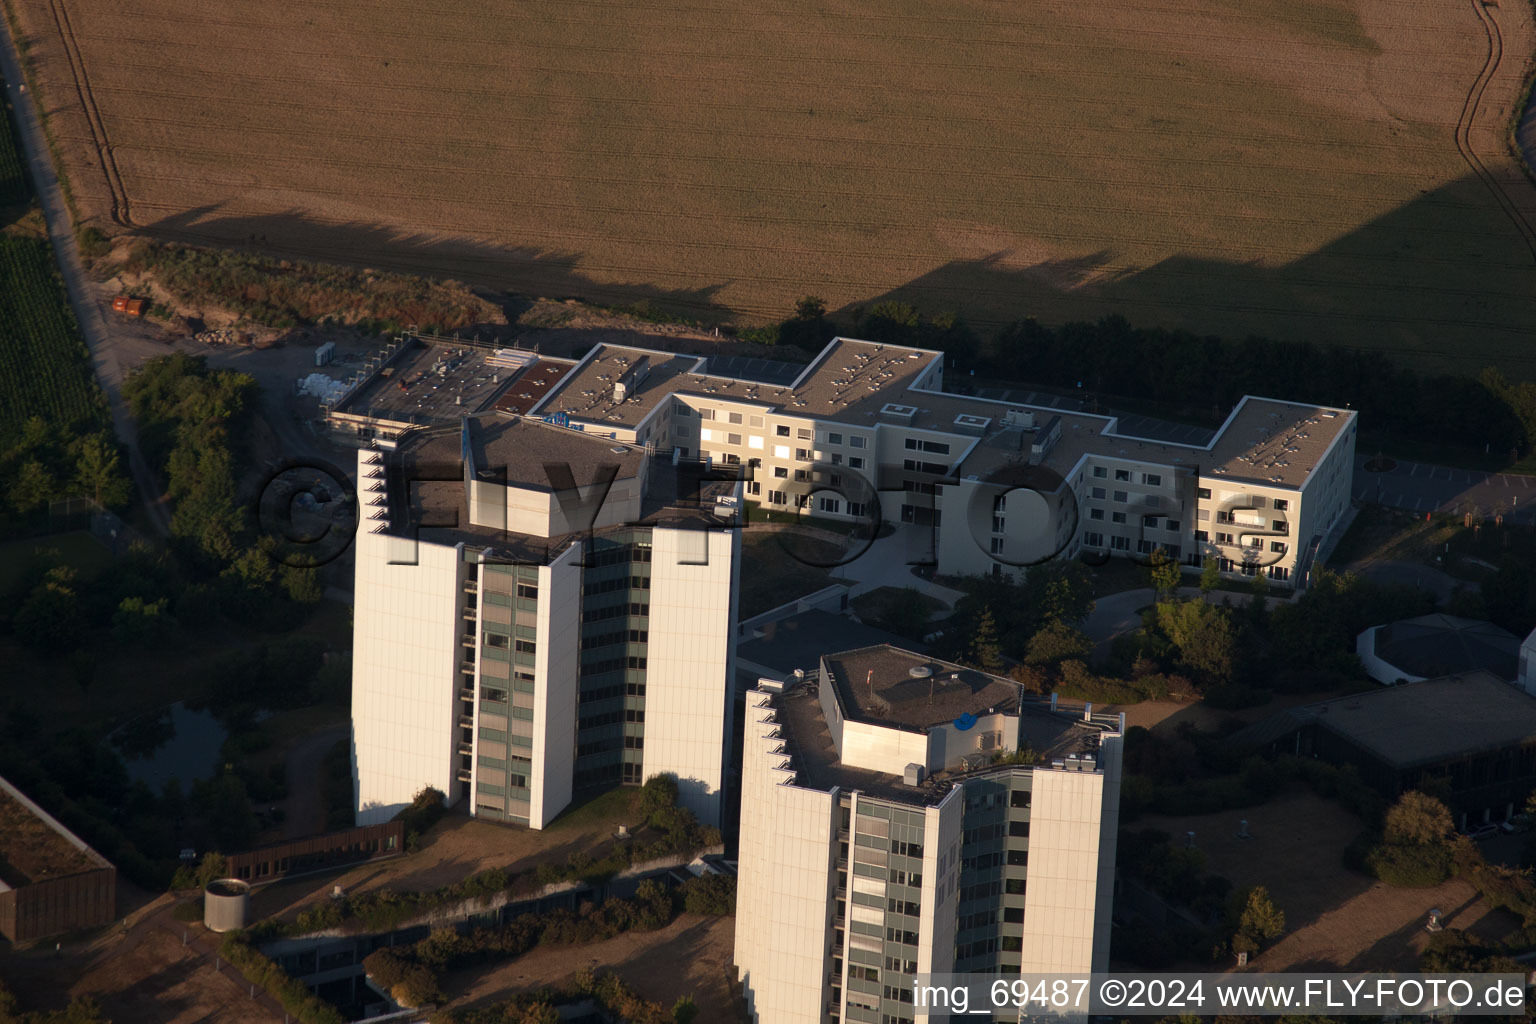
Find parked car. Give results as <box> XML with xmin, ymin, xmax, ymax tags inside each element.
<box><xmin>1468</xmin><ymin>824</ymin><xmax>1500</xmax><ymax>841</ymax></box>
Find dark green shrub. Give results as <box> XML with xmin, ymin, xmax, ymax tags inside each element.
<box><xmin>1366</xmin><ymin>842</ymin><xmax>1453</xmax><ymax>887</ymax></box>
<box><xmin>679</xmin><ymin>873</ymin><xmax>736</xmax><ymax>915</ymax></box>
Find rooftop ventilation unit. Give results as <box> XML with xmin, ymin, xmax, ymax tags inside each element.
<box><xmin>908</xmin><ymin>665</ymin><xmax>933</xmax><ymax>679</ymax></box>
<box><xmin>881</xmin><ymin>403</ymin><xmax>917</xmax><ymax>424</ymax></box>
<box><xmin>953</xmin><ymin>413</ymin><xmax>991</xmax><ymax>437</ymax></box>
<box><xmin>903</xmin><ymin>763</ymin><xmax>925</xmax><ymax>786</ymax></box>
<box><xmin>1001</xmin><ymin>409</ymin><xmax>1036</xmax><ymax>429</ymax></box>
<box><xmin>612</xmin><ymin>356</ymin><xmax>650</xmax><ymax>403</ymax></box>
<box><xmin>1030</xmin><ymin>415</ymin><xmax>1063</xmax><ymax>459</ymax></box>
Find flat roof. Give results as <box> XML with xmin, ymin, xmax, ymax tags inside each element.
<box><xmin>491</xmin><ymin>360</ymin><xmax>578</xmax><ymax>415</ymax></box>
<box><xmin>0</xmin><ymin>779</ymin><xmax>110</xmax><ymax>888</ymax></box>
<box><xmin>768</xmin><ymin>667</ymin><xmax>1116</xmax><ymax>806</ymax></box>
<box><xmin>535</xmin><ymin>346</ymin><xmax>702</xmax><ymax>428</ymax></box>
<box><xmin>1304</xmin><ymin>671</ymin><xmax>1536</xmax><ymax>767</ymax></box>
<box><xmin>331</xmin><ymin>339</ymin><xmax>525</xmax><ymax>427</ymax></box>
<box><xmin>374</xmin><ymin>417</ymin><xmax>733</xmax><ymax>559</ymax></box>
<box><xmin>704</xmin><ymin>354</ymin><xmax>807</xmax><ymax>387</ymax></box>
<box><xmin>1372</xmin><ymin>615</ymin><xmax>1522</xmax><ymax>681</ymax></box>
<box><xmin>824</xmin><ymin>645</ymin><xmax>1023</xmax><ymax>732</ymax></box>
<box><xmin>530</xmin><ymin>337</ymin><xmax>1354</xmax><ymax>491</ymax></box>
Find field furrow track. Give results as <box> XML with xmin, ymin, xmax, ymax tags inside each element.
<box><xmin>47</xmin><ymin>0</ymin><xmax>129</xmax><ymax>224</ymax></box>
<box><xmin>1457</xmin><ymin>0</ymin><xmax>1536</xmax><ymax>262</ymax></box>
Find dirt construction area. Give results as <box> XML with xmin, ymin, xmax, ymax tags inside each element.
<box><xmin>1140</xmin><ymin>792</ymin><xmax>1519</xmax><ymax>971</ymax></box>
<box><xmin>6</xmin><ymin>0</ymin><xmax>1536</xmax><ymax>375</ymax></box>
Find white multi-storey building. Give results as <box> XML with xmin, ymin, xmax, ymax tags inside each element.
<box><xmin>351</xmin><ymin>414</ymin><xmax>740</xmax><ymax>829</ymax></box>
<box><xmin>527</xmin><ymin>337</ymin><xmax>1358</xmax><ymax>587</ymax></box>
<box><xmin>735</xmin><ymin>646</ymin><xmax>1123</xmax><ymax>1024</ymax></box>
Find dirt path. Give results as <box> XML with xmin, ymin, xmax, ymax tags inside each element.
<box><xmin>0</xmin><ymin>29</ymin><xmax>169</xmax><ymax>536</ymax></box>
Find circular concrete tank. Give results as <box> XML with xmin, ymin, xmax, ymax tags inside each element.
<box><xmin>203</xmin><ymin>878</ymin><xmax>251</xmax><ymax>932</ymax></box>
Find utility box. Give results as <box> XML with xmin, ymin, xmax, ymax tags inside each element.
<box><xmin>315</xmin><ymin>341</ymin><xmax>337</xmax><ymax>366</ymax></box>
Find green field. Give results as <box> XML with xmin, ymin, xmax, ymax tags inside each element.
<box><xmin>0</xmin><ymin>91</ymin><xmax>24</xmax><ymax>208</ymax></box>
<box><xmin>0</xmin><ymin>234</ymin><xmax>107</xmax><ymax>442</ymax></box>
<box><xmin>0</xmin><ymin>76</ymin><xmax>107</xmax><ymax>448</ymax></box>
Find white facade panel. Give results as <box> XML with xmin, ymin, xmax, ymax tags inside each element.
<box><xmin>839</xmin><ymin>720</ymin><xmax>930</xmax><ymax>776</ymax></box>
<box><xmin>736</xmin><ymin>691</ymin><xmax>838</xmax><ymax>1024</ymax></box>
<box><xmin>351</xmin><ymin>462</ymin><xmax>465</xmax><ymax>824</ymax></box>
<box><xmin>643</xmin><ymin>526</ymin><xmax>740</xmax><ymax>826</ymax></box>
<box><xmin>1018</xmin><ymin>766</ymin><xmax>1109</xmax><ymax>973</ymax></box>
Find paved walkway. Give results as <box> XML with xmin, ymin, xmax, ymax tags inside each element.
<box><xmin>0</xmin><ymin>34</ymin><xmax>169</xmax><ymax>536</ymax></box>
<box><xmin>829</xmin><ymin>523</ymin><xmax>969</xmax><ymax>607</ymax></box>
<box><xmin>1344</xmin><ymin>558</ymin><xmax>1464</xmax><ymax>603</ymax></box>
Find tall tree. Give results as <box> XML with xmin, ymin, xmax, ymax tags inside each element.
<box><xmin>969</xmin><ymin>608</ymin><xmax>1004</xmax><ymax>673</ymax></box>
<box><xmin>73</xmin><ymin>434</ymin><xmax>131</xmax><ymax>507</ymax></box>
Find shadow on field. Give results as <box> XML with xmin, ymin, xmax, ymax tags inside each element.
<box><xmin>836</xmin><ymin>174</ymin><xmax>1536</xmax><ymax>378</ymax></box>
<box><xmin>131</xmin><ymin>175</ymin><xmax>1536</xmax><ymax>378</ymax></box>
<box><xmin>137</xmin><ymin>203</ymin><xmax>741</xmax><ymax>326</ymax></box>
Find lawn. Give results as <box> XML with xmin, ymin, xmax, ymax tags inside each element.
<box><xmin>10</xmin><ymin>0</ymin><xmax>1536</xmax><ymax>376</ymax></box>
<box><xmin>738</xmin><ymin>531</ymin><xmax>849</xmax><ymax>619</ymax></box>
<box><xmin>0</xmin><ymin>529</ymin><xmax>112</xmax><ymax>593</ymax></box>
<box><xmin>850</xmin><ymin>585</ymin><xmax>944</xmax><ymax>638</ymax></box>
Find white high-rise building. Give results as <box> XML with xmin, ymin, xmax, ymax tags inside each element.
<box><xmin>735</xmin><ymin>646</ymin><xmax>1123</xmax><ymax>1024</ymax></box>
<box><xmin>351</xmin><ymin>414</ymin><xmax>740</xmax><ymax>828</ymax></box>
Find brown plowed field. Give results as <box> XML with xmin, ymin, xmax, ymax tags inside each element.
<box><xmin>6</xmin><ymin>0</ymin><xmax>1536</xmax><ymax>374</ymax></box>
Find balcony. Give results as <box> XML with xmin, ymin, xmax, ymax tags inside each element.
<box><xmin>456</xmin><ymin>768</ymin><xmax>472</xmax><ymax>783</ymax></box>
<box><xmin>458</xmin><ymin>715</ymin><xmax>475</xmax><ymax>729</ymax></box>
<box><xmin>457</xmin><ymin>742</ymin><xmax>473</xmax><ymax>756</ymax></box>
<box><xmin>459</xmin><ymin>688</ymin><xmax>475</xmax><ymax>701</ymax></box>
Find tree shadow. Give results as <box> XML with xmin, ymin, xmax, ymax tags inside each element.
<box><xmin>136</xmin><ymin>204</ymin><xmax>741</xmax><ymax>327</ymax></box>
<box><xmin>836</xmin><ymin>174</ymin><xmax>1536</xmax><ymax>379</ymax></box>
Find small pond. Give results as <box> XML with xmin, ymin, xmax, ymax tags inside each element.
<box><xmin>116</xmin><ymin>701</ymin><xmax>229</xmax><ymax>791</ymax></box>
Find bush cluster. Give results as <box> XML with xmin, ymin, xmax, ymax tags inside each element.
<box><xmin>363</xmin><ymin>880</ymin><xmax>682</xmax><ymax>1005</ymax></box>
<box><xmin>220</xmin><ymin>933</ymin><xmax>345</xmax><ymax>1024</ymax></box>
<box><xmin>125</xmin><ymin>242</ymin><xmax>489</xmax><ymax>331</ymax></box>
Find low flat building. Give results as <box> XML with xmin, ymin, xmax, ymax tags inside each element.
<box><xmin>1356</xmin><ymin>614</ymin><xmax>1522</xmax><ymax>686</ymax></box>
<box><xmin>735</xmin><ymin>645</ymin><xmax>1123</xmax><ymax>1024</ymax></box>
<box><xmin>329</xmin><ymin>332</ymin><xmax>1359</xmax><ymax>589</ymax></box>
<box><xmin>1233</xmin><ymin>671</ymin><xmax>1536</xmax><ymax>829</ymax></box>
<box><xmin>530</xmin><ymin>336</ymin><xmax>1357</xmax><ymax>588</ymax></box>
<box><xmin>0</xmin><ymin>775</ymin><xmax>116</xmax><ymax>943</ymax></box>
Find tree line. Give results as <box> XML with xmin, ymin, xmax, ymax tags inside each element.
<box><xmin>748</xmin><ymin>298</ymin><xmax>1536</xmax><ymax>464</ymax></box>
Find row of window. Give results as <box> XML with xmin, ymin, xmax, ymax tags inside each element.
<box><xmin>582</xmin><ymin>628</ymin><xmax>648</xmax><ymax>650</ymax></box>
<box><xmin>584</xmin><ymin>601</ymin><xmax>650</xmax><ymax>622</ymax></box>
<box><xmin>585</xmin><ymin>575</ymin><xmax>650</xmax><ymax>594</ymax></box>
<box><xmin>1092</xmin><ymin>467</ymin><xmax>1161</xmax><ymax>485</ymax></box>
<box><xmin>582</xmin><ymin>654</ymin><xmax>649</xmax><ymax>675</ymax></box>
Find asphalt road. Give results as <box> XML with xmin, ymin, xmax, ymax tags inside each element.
<box><xmin>0</xmin><ymin>33</ymin><xmax>170</xmax><ymax>536</ymax></box>
<box><xmin>1352</xmin><ymin>454</ymin><xmax>1536</xmax><ymax>523</ymax></box>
